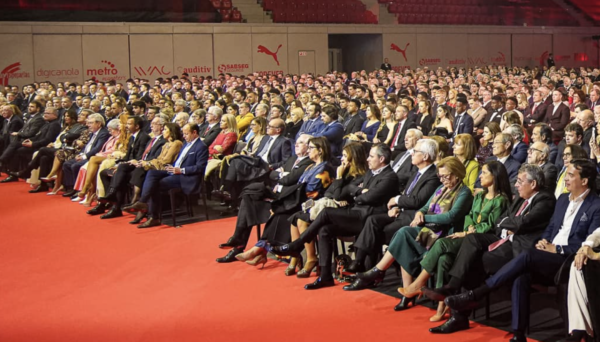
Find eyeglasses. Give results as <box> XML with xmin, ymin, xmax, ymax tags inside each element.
<box><xmin>308</xmin><ymin>145</ymin><xmax>318</xmax><ymax>150</ymax></box>
<box><xmin>412</xmin><ymin>149</ymin><xmax>424</xmax><ymax>155</ymax></box>
<box><xmin>437</xmin><ymin>173</ymin><xmax>452</xmax><ymax>180</ymax></box>
<box><xmin>267</xmin><ymin>125</ymin><xmax>280</xmax><ymax>129</ymax></box>
<box><xmin>528</xmin><ymin>147</ymin><xmax>543</xmax><ymax>154</ymax></box>
<box><xmin>563</xmin><ymin>152</ymin><xmax>572</xmax><ymax>158</ymax></box>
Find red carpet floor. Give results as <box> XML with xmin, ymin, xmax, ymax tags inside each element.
<box><xmin>0</xmin><ymin>181</ymin><xmax>532</xmax><ymax>342</ymax></box>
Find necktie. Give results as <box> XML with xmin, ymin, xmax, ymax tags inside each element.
<box><xmin>84</xmin><ymin>133</ymin><xmax>96</xmax><ymax>154</ymax></box>
<box><xmin>142</xmin><ymin>137</ymin><xmax>157</xmax><ymax>160</ymax></box>
<box><xmin>488</xmin><ymin>199</ymin><xmax>528</xmax><ymax>252</ymax></box>
<box><xmin>454</xmin><ymin>115</ymin><xmax>462</xmax><ymax>135</ymax></box>
<box><xmin>204</xmin><ymin>125</ymin><xmax>210</xmax><ymax>135</ymax></box>
<box><xmin>531</xmin><ymin>103</ymin><xmax>538</xmax><ymax>117</ymax></box>
<box><xmin>391</xmin><ymin>122</ymin><xmax>402</xmax><ymax>149</ymax></box>
<box><xmin>405</xmin><ymin>172</ymin><xmax>421</xmax><ymax>195</ymax></box>
<box><xmin>258</xmin><ymin>137</ymin><xmax>273</xmax><ymax>158</ymax></box>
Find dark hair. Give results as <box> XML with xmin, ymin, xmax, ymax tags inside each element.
<box><xmin>350</xmin><ymin>99</ymin><xmax>361</xmax><ymax>108</ymax></box>
<box><xmin>132</xmin><ymin>100</ymin><xmax>146</xmax><ymax>110</ymax></box>
<box><xmin>128</xmin><ymin>115</ymin><xmax>142</xmax><ymax>129</ymax></box>
<box><xmin>456</xmin><ymin>97</ymin><xmax>468</xmax><ymax>105</ymax></box>
<box><xmin>251</xmin><ymin>116</ymin><xmax>267</xmax><ymax>135</ymax></box>
<box><xmin>565</xmin><ymin>123</ymin><xmax>584</xmax><ymax>137</ymax></box>
<box><xmin>367</xmin><ymin>104</ymin><xmax>382</xmax><ymax>121</ymax></box>
<box><xmin>566</xmin><ymin>144</ymin><xmax>587</xmax><ymax>160</ymax></box>
<box><xmin>227</xmin><ymin>103</ymin><xmax>239</xmax><ymax>114</ymax></box>
<box><xmin>65</xmin><ymin>110</ymin><xmax>78</xmax><ymax>123</ymax></box>
<box><xmin>187</xmin><ymin>123</ymin><xmax>200</xmax><ymax>135</ymax></box>
<box><xmin>342</xmin><ymin>142</ymin><xmax>368</xmax><ymax>177</ymax></box>
<box><xmin>570</xmin><ymin>159</ymin><xmax>598</xmax><ymax>192</ymax></box>
<box><xmin>321</xmin><ymin>105</ymin><xmax>339</xmax><ymax>121</ymax></box>
<box><xmin>164</xmin><ymin>122</ymin><xmax>182</xmax><ymax>141</ymax></box>
<box><xmin>371</xmin><ymin>143</ymin><xmax>392</xmax><ymax>165</ymax></box>
<box><xmin>482</xmin><ymin>161</ymin><xmax>513</xmax><ymax>203</ymax></box>
<box><xmin>308</xmin><ymin>136</ymin><xmax>331</xmax><ymax>163</ymax></box>
<box><xmin>536</xmin><ymin>123</ymin><xmax>554</xmax><ymax>145</ymax></box>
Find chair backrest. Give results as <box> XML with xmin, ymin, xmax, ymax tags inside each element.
<box><xmin>233</xmin><ymin>141</ymin><xmax>247</xmax><ymax>154</ymax></box>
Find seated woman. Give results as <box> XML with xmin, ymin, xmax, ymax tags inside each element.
<box><xmin>204</xmin><ymin>113</ymin><xmax>238</xmax><ymax>180</ymax></box>
<box><xmin>415</xmin><ymin>100</ymin><xmax>433</xmax><ymax>136</ymax></box>
<box><xmin>351</xmin><ymin>105</ymin><xmax>381</xmax><ymax>142</ymax></box>
<box><xmin>216</xmin><ymin>136</ymin><xmax>333</xmax><ymax>265</ymax></box>
<box><xmin>433</xmin><ymin>105</ymin><xmax>454</xmax><ymax>135</ymax></box>
<box><xmin>373</xmin><ymin>105</ymin><xmax>396</xmax><ymax>145</ymax></box>
<box><xmin>42</xmin><ymin>111</ymin><xmax>95</xmax><ymax>194</ymax></box>
<box><xmin>453</xmin><ymin>133</ymin><xmax>479</xmax><ymax>192</ymax></box>
<box><xmin>72</xmin><ymin>119</ymin><xmax>127</xmax><ymax>205</ymax></box>
<box><xmin>343</xmin><ymin>157</ymin><xmax>473</xmax><ymax>311</ymax></box>
<box><xmin>237</xmin><ymin>117</ymin><xmax>267</xmax><ymax>156</ymax></box>
<box><xmin>555</xmin><ymin>144</ymin><xmax>587</xmax><ymax>197</ymax></box>
<box><xmin>395</xmin><ymin>161</ymin><xmax>511</xmax><ymax>321</ymax></box>
<box><xmin>282</xmin><ymin>142</ymin><xmax>368</xmax><ymax>277</ymax></box>
<box><xmin>128</xmin><ymin>123</ymin><xmax>184</xmax><ymax>224</ymax></box>
<box><xmin>284</xmin><ymin>107</ymin><xmax>304</xmax><ymax>141</ymax></box>
<box><xmin>476</xmin><ymin>122</ymin><xmax>501</xmax><ymax>166</ymax></box>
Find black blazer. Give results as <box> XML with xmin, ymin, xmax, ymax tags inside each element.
<box><xmin>83</xmin><ymin>128</ymin><xmax>110</xmax><ymax>159</ymax></box>
<box><xmin>483</xmin><ymin>107</ymin><xmax>504</xmax><ymax>125</ymax></box>
<box><xmin>524</xmin><ymin>102</ymin><xmax>547</xmax><ymax>125</ymax></box>
<box><xmin>0</xmin><ymin>115</ymin><xmax>24</xmax><ymax>145</ymax></box>
<box><xmin>495</xmin><ymin>190</ymin><xmax>556</xmax><ymax>257</ymax></box>
<box><xmin>415</xmin><ymin>114</ymin><xmax>434</xmax><ymax>136</ymax></box>
<box><xmin>391</xmin><ymin>150</ymin><xmax>417</xmax><ymax>193</ymax></box>
<box><xmin>390</xmin><ymin>119</ymin><xmax>417</xmax><ymax>154</ymax></box>
<box><xmin>544</xmin><ymin>103</ymin><xmax>570</xmax><ymax>140</ymax></box>
<box><xmin>31</xmin><ymin>120</ymin><xmax>62</xmax><ymax>149</ymax></box>
<box><xmin>452</xmin><ymin>112</ymin><xmax>474</xmax><ymax>138</ymax></box>
<box><xmin>201</xmin><ymin>124</ymin><xmax>222</xmax><ymax>147</ymax></box>
<box><xmin>394</xmin><ymin>165</ymin><xmax>441</xmax><ymax>219</ymax></box>
<box><xmin>270</xmin><ymin>155</ymin><xmax>314</xmax><ymax>187</ymax></box>
<box><xmin>62</xmin><ymin>123</ymin><xmax>87</xmax><ymax>144</ymax></box>
<box><xmin>345</xmin><ymin>166</ymin><xmax>399</xmax><ymax>219</ymax></box>
<box><xmin>17</xmin><ymin>113</ymin><xmax>46</xmax><ymax>140</ymax></box>
<box><xmin>256</xmin><ymin>135</ymin><xmax>292</xmax><ymax>169</ymax></box>
<box><xmin>142</xmin><ymin>136</ymin><xmax>167</xmax><ymax>161</ymax></box>
<box><xmin>123</xmin><ymin>131</ymin><xmax>151</xmax><ymax>162</ymax></box>
<box><xmin>342</xmin><ymin>113</ymin><xmax>365</xmax><ymax>135</ymax></box>
<box><xmin>541</xmin><ymin>162</ymin><xmax>558</xmax><ymax>192</ymax></box>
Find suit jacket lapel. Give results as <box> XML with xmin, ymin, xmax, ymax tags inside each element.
<box><xmin>180</xmin><ymin>139</ymin><xmax>196</xmax><ymax>165</ymax></box>
<box><xmin>570</xmin><ymin>194</ymin><xmax>592</xmax><ymax>238</ymax></box>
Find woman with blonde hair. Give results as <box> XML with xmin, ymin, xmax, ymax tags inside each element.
<box><xmin>204</xmin><ymin>114</ymin><xmax>238</xmax><ymax>179</ymax></box>
<box><xmin>452</xmin><ymin>133</ymin><xmax>479</xmax><ymax>191</ymax></box>
<box><xmin>285</xmin><ymin>107</ymin><xmax>304</xmax><ymax>140</ymax></box>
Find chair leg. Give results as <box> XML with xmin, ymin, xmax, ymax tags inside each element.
<box><xmin>202</xmin><ymin>186</ymin><xmax>210</xmax><ymax>220</ymax></box>
<box><xmin>255</xmin><ymin>224</ymin><xmax>262</xmax><ymax>240</ymax></box>
<box><xmin>187</xmin><ymin>195</ymin><xmax>194</xmax><ymax>217</ymax></box>
<box><xmin>485</xmin><ymin>293</ymin><xmax>490</xmax><ymax>320</ymax></box>
<box><xmin>169</xmin><ymin>190</ymin><xmax>178</xmax><ymax>228</ymax></box>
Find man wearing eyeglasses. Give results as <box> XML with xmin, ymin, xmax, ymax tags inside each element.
<box><xmin>474</xmin><ymin>133</ymin><xmax>521</xmax><ymax>192</ymax></box>
<box><xmin>555</xmin><ymin>123</ymin><xmax>589</xmax><ymax>171</ymax></box>
<box><xmin>526</xmin><ymin>141</ymin><xmax>558</xmax><ymax>192</ymax></box>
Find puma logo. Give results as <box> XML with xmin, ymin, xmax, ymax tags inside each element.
<box><xmin>258</xmin><ymin>44</ymin><xmax>282</xmax><ymax>66</ymax></box>
<box><xmin>391</xmin><ymin>43</ymin><xmax>410</xmax><ymax>62</ymax></box>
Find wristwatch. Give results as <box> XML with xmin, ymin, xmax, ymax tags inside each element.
<box><xmin>556</xmin><ymin>245</ymin><xmax>563</xmax><ymax>254</ymax></box>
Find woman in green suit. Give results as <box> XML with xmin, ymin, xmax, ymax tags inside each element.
<box><xmin>398</xmin><ymin>160</ymin><xmax>511</xmax><ymax>321</ymax></box>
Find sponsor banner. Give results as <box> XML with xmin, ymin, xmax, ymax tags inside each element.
<box><xmin>512</xmin><ymin>34</ymin><xmax>552</xmax><ymax>67</ymax></box>
<box><xmin>214</xmin><ymin>34</ymin><xmax>252</xmax><ymax>76</ymax></box>
<box><xmin>0</xmin><ymin>34</ymin><xmax>34</xmax><ymax>86</ymax></box>
<box><xmin>82</xmin><ymin>35</ymin><xmax>130</xmax><ymax>82</ymax></box>
<box><xmin>383</xmin><ymin>33</ymin><xmax>417</xmax><ymax>70</ymax></box>
<box><xmin>174</xmin><ymin>34</ymin><xmax>214</xmax><ymax>77</ymax></box>
<box><xmin>130</xmin><ymin>35</ymin><xmax>174</xmax><ymax>80</ymax></box>
<box><xmin>416</xmin><ymin>34</ymin><xmax>444</xmax><ymax>68</ymax></box>
<box><xmin>252</xmin><ymin>34</ymin><xmax>288</xmax><ymax>75</ymax></box>
<box><xmin>33</xmin><ymin>35</ymin><xmax>83</xmax><ymax>83</ymax></box>
<box><xmin>442</xmin><ymin>34</ymin><xmax>468</xmax><ymax>67</ymax></box>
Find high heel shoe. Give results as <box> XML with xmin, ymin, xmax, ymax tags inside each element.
<box><xmin>394</xmin><ymin>296</ymin><xmax>418</xmax><ymax>311</ymax></box>
<box><xmin>246</xmin><ymin>254</ymin><xmax>267</xmax><ymax>268</ymax></box>
<box><xmin>235</xmin><ymin>249</ymin><xmax>263</xmax><ymax>262</ymax></box>
<box><xmin>429</xmin><ymin>305</ymin><xmax>450</xmax><ymax>322</ymax></box>
<box><xmin>81</xmin><ymin>193</ymin><xmax>96</xmax><ymax>207</ymax></box>
<box><xmin>284</xmin><ymin>256</ymin><xmax>304</xmax><ymax>276</ymax></box>
<box><xmin>40</xmin><ymin>175</ymin><xmax>57</xmax><ymax>183</ymax></box>
<box><xmin>71</xmin><ymin>194</ymin><xmax>85</xmax><ymax>202</ymax></box>
<box><xmin>398</xmin><ymin>287</ymin><xmax>424</xmax><ymax>299</ymax></box>
<box><xmin>47</xmin><ymin>185</ymin><xmax>64</xmax><ymax>195</ymax></box>
<box><xmin>297</xmin><ymin>259</ymin><xmax>318</xmax><ymax>278</ymax></box>
<box><xmin>343</xmin><ymin>267</ymin><xmax>385</xmax><ymax>291</ymax></box>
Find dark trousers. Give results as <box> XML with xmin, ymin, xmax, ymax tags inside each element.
<box><xmin>109</xmin><ymin>163</ymin><xmax>137</xmax><ymax>206</ymax></box>
<box><xmin>353</xmin><ymin>212</ymin><xmax>412</xmax><ymax>266</ymax></box>
<box><xmin>484</xmin><ymin>248</ymin><xmax>567</xmax><ymax>332</ymax></box>
<box><xmin>140</xmin><ymin>170</ymin><xmax>182</xmax><ymax>218</ymax></box>
<box><xmin>24</xmin><ymin>146</ymin><xmax>56</xmax><ymax>178</ymax></box>
<box><xmin>300</xmin><ymin>207</ymin><xmax>365</xmax><ymax>280</ymax></box>
<box><xmin>13</xmin><ymin>146</ymin><xmax>35</xmax><ymax>172</ymax></box>
<box><xmin>0</xmin><ymin>140</ymin><xmax>21</xmax><ymax>171</ymax></box>
<box><xmin>62</xmin><ymin>158</ymin><xmax>87</xmax><ymax>188</ymax></box>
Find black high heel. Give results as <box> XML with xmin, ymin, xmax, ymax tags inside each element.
<box><xmin>394</xmin><ymin>296</ymin><xmax>417</xmax><ymax>311</ymax></box>
<box><xmin>343</xmin><ymin>267</ymin><xmax>385</xmax><ymax>291</ymax></box>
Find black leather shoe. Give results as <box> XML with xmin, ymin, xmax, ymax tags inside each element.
<box><xmin>216</xmin><ymin>247</ymin><xmax>243</xmax><ymax>263</ymax></box>
<box><xmin>343</xmin><ymin>277</ymin><xmax>377</xmax><ymax>291</ymax></box>
<box><xmin>305</xmin><ymin>277</ymin><xmax>335</xmax><ymax>290</ymax></box>
<box><xmin>394</xmin><ymin>296</ymin><xmax>417</xmax><ymax>311</ymax></box>
<box><xmin>87</xmin><ymin>202</ymin><xmax>108</xmax><ymax>215</ymax></box>
<box><xmin>270</xmin><ymin>241</ymin><xmax>303</xmax><ymax>258</ymax></box>
<box><xmin>100</xmin><ymin>207</ymin><xmax>123</xmax><ymax>219</ymax></box>
<box><xmin>509</xmin><ymin>332</ymin><xmax>527</xmax><ymax>342</ymax></box>
<box><xmin>219</xmin><ymin>236</ymin><xmax>242</xmax><ymax>249</ymax></box>
<box><xmin>98</xmin><ymin>190</ymin><xmax>117</xmax><ymax>203</ymax></box>
<box><xmin>429</xmin><ymin>315</ymin><xmax>470</xmax><ymax>334</ymax></box>
<box><xmin>556</xmin><ymin>330</ymin><xmax>586</xmax><ymax>342</ymax></box>
<box><xmin>0</xmin><ymin>175</ymin><xmax>18</xmax><ymax>183</ymax></box>
<box><xmin>17</xmin><ymin>170</ymin><xmax>30</xmax><ymax>179</ymax></box>
<box><xmin>137</xmin><ymin>218</ymin><xmax>161</xmax><ymax>229</ymax></box>
<box><xmin>62</xmin><ymin>189</ymin><xmax>76</xmax><ymax>197</ymax></box>
<box><xmin>345</xmin><ymin>260</ymin><xmax>365</xmax><ymax>273</ymax></box>
<box><xmin>129</xmin><ymin>212</ymin><xmax>146</xmax><ymax>225</ymax></box>
<box><xmin>444</xmin><ymin>290</ymin><xmax>479</xmax><ymax>312</ymax></box>
<box><xmin>29</xmin><ymin>184</ymin><xmax>49</xmax><ymax>193</ymax></box>
<box><xmin>422</xmin><ymin>285</ymin><xmax>457</xmax><ymax>302</ymax></box>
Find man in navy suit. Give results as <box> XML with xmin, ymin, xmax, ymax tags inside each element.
<box><xmin>296</xmin><ymin>102</ymin><xmax>325</xmax><ymax>140</ymax></box>
<box><xmin>505</xmin><ymin>124</ymin><xmax>528</xmax><ymax>164</ymax></box>
<box><xmin>314</xmin><ymin>106</ymin><xmax>344</xmax><ymax>157</ymax></box>
<box><xmin>450</xmin><ymin>98</ymin><xmax>474</xmax><ymax>144</ymax></box>
<box><xmin>61</xmin><ymin>114</ymin><xmax>110</xmax><ymax>197</ymax></box>
<box><xmin>475</xmin><ymin>133</ymin><xmax>521</xmax><ymax>190</ymax></box>
<box><xmin>441</xmin><ymin>159</ymin><xmax>600</xmax><ymax>342</ymax></box>
<box><xmin>124</xmin><ymin>123</ymin><xmax>208</xmax><ymax>228</ymax></box>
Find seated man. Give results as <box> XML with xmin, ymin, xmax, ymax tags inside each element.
<box><xmin>563</xmin><ymin>228</ymin><xmax>600</xmax><ymax>342</ymax></box>
<box><xmin>348</xmin><ymin>138</ymin><xmax>441</xmax><ymax>272</ymax></box>
<box><xmin>2</xmin><ymin>107</ymin><xmax>62</xmax><ymax>183</ymax></box>
<box><xmin>391</xmin><ymin>128</ymin><xmax>422</xmax><ymax>193</ymax></box>
<box><xmin>475</xmin><ymin>132</ymin><xmax>521</xmax><ymax>191</ymax></box>
<box><xmin>526</xmin><ymin>141</ymin><xmax>558</xmax><ymax>192</ymax></box>
<box><xmin>271</xmin><ymin>143</ymin><xmax>399</xmax><ymax>289</ymax></box>
<box><xmin>0</xmin><ymin>105</ymin><xmax>24</xmax><ymax>157</ymax></box>
<box><xmin>440</xmin><ymin>159</ymin><xmax>600</xmax><ymax>342</ymax></box>
<box><xmin>505</xmin><ymin>124</ymin><xmax>528</xmax><ymax>164</ymax></box>
<box><xmin>123</xmin><ymin>123</ymin><xmax>208</xmax><ymax>228</ymax></box>
<box><xmin>200</xmin><ymin>106</ymin><xmax>222</xmax><ymax>147</ymax></box>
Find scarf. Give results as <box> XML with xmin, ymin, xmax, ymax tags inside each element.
<box><xmin>427</xmin><ymin>182</ymin><xmax>465</xmax><ymax>216</ymax></box>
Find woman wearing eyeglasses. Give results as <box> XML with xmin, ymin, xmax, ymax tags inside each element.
<box><xmin>556</xmin><ymin>144</ymin><xmax>588</xmax><ymax>197</ymax></box>
<box><xmin>342</xmin><ymin>157</ymin><xmax>473</xmax><ymax>311</ymax></box>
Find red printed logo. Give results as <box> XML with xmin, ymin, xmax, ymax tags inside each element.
<box><xmin>0</xmin><ymin>62</ymin><xmax>30</xmax><ymax>86</ymax></box>
<box><xmin>391</xmin><ymin>43</ymin><xmax>410</xmax><ymax>62</ymax></box>
<box><xmin>257</xmin><ymin>44</ymin><xmax>283</xmax><ymax>66</ymax></box>
<box><xmin>489</xmin><ymin>51</ymin><xmax>506</xmax><ymax>65</ymax></box>
<box><xmin>217</xmin><ymin>64</ymin><xmax>249</xmax><ymax>73</ymax></box>
<box><xmin>134</xmin><ymin>65</ymin><xmax>171</xmax><ymax>76</ymax></box>
<box><xmin>539</xmin><ymin>51</ymin><xmax>549</xmax><ymax>66</ymax></box>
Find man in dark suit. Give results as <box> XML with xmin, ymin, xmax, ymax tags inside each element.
<box><xmin>58</xmin><ymin>97</ymin><xmax>79</xmax><ymax>123</ymax></box>
<box><xmin>2</xmin><ymin>107</ymin><xmax>62</xmax><ymax>183</ymax></box>
<box><xmin>575</xmin><ymin>109</ymin><xmax>595</xmax><ymax>149</ymax></box>
<box><xmin>61</xmin><ymin>114</ymin><xmax>110</xmax><ymax>197</ymax></box>
<box><xmin>586</xmin><ymin>89</ymin><xmax>600</xmax><ymax>111</ymax></box>
<box><xmin>482</xmin><ymin>95</ymin><xmax>505</xmax><ymax>126</ymax></box>
<box><xmin>296</xmin><ymin>102</ymin><xmax>325</xmax><ymax>139</ymax></box>
<box><xmin>423</xmin><ymin>164</ymin><xmax>556</xmax><ymax>306</ymax></box>
<box><xmin>0</xmin><ymin>101</ymin><xmax>44</xmax><ymax>175</ymax></box>
<box><xmin>94</xmin><ymin>116</ymin><xmax>160</xmax><ymax>219</ymax></box>
<box><xmin>555</xmin><ymin>123</ymin><xmax>590</xmax><ymax>171</ymax></box>
<box><xmin>524</xmin><ymin>90</ymin><xmax>548</xmax><ymax>129</ymax></box>
<box><xmin>391</xmin><ymin>128</ymin><xmax>421</xmax><ymax>192</ymax></box>
<box><xmin>0</xmin><ymin>105</ymin><xmax>24</xmax><ymax>156</ymax></box>
<box><xmin>450</xmin><ymin>98</ymin><xmax>474</xmax><ymax>144</ymax></box>
<box><xmin>475</xmin><ymin>133</ymin><xmax>521</xmax><ymax>190</ymax></box>
<box><xmin>526</xmin><ymin>141</ymin><xmax>558</xmax><ymax>192</ymax></box>
<box><xmin>200</xmin><ymin>106</ymin><xmax>222</xmax><ymax>147</ymax></box>
<box><xmin>342</xmin><ymin>99</ymin><xmax>364</xmax><ymax>136</ymax></box>
<box><xmin>506</xmin><ymin>124</ymin><xmax>528</xmax><ymax>164</ymax></box>
<box><xmin>216</xmin><ymin>133</ymin><xmax>315</xmax><ymax>262</ymax></box>
<box><xmin>380</xmin><ymin>58</ymin><xmax>392</xmax><ymax>71</ymax></box>
<box><xmin>271</xmin><ymin>143</ymin><xmax>400</xmax><ymax>290</ymax></box>
<box><xmin>6</xmin><ymin>92</ymin><xmax>22</xmax><ymax>109</ymax></box>
<box><xmin>390</xmin><ymin>105</ymin><xmax>417</xmax><ymax>159</ymax></box>
<box><xmin>123</xmin><ymin>123</ymin><xmax>209</xmax><ymax>228</ymax></box>
<box><xmin>441</xmin><ymin>159</ymin><xmax>600</xmax><ymax>342</ymax></box>
<box><xmin>544</xmin><ymin>89</ymin><xmax>571</xmax><ymax>143</ymax></box>
<box><xmin>346</xmin><ymin>139</ymin><xmax>441</xmax><ymax>275</ymax></box>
